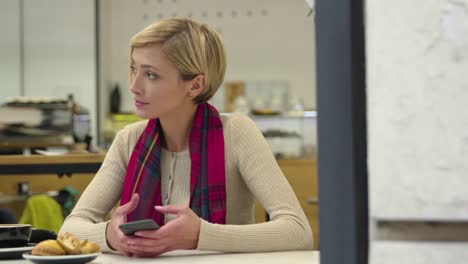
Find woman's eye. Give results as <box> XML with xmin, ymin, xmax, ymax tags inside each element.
<box><xmin>147</xmin><ymin>72</ymin><xmax>158</xmax><ymax>80</ymax></box>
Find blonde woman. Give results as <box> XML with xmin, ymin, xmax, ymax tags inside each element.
<box><xmin>60</xmin><ymin>18</ymin><xmax>313</xmax><ymax>257</ymax></box>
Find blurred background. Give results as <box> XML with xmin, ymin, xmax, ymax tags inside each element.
<box><xmin>0</xmin><ymin>0</ymin><xmax>319</xmax><ymax>249</ymax></box>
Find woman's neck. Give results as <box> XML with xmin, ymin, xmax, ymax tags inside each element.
<box><xmin>159</xmin><ymin>103</ymin><xmax>198</xmax><ymax>152</ymax></box>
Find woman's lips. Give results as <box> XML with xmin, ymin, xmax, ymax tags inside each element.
<box><xmin>135</xmin><ymin>100</ymin><xmax>148</xmax><ymax>108</ymax></box>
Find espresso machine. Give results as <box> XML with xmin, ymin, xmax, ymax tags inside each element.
<box><xmin>0</xmin><ymin>95</ymin><xmax>91</xmax><ymax>153</ymax></box>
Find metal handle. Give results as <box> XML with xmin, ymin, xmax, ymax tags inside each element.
<box><xmin>307</xmin><ymin>197</ymin><xmax>319</xmax><ymax>205</ymax></box>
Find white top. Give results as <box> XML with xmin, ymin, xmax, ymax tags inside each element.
<box><xmin>1</xmin><ymin>250</ymin><xmax>319</xmax><ymax>264</ymax></box>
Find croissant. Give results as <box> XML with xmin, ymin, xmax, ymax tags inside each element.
<box><xmin>31</xmin><ymin>239</ymin><xmax>67</xmax><ymax>256</ymax></box>
<box><xmin>31</xmin><ymin>232</ymin><xmax>101</xmax><ymax>256</ymax></box>
<box><xmin>57</xmin><ymin>232</ymin><xmax>81</xmax><ymax>255</ymax></box>
<box><xmin>79</xmin><ymin>240</ymin><xmax>101</xmax><ymax>254</ymax></box>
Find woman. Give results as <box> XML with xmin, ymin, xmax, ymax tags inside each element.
<box><xmin>60</xmin><ymin>18</ymin><xmax>313</xmax><ymax>257</ymax></box>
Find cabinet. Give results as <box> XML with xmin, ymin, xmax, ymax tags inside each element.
<box><xmin>254</xmin><ymin>159</ymin><xmax>319</xmax><ymax>250</ymax></box>
<box><xmin>0</xmin><ymin>154</ymin><xmax>104</xmax><ymax>220</ymax></box>
<box><xmin>0</xmin><ymin>173</ymin><xmax>96</xmax><ymax>220</ymax></box>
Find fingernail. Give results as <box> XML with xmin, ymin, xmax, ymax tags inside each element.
<box><xmin>154</xmin><ymin>206</ymin><xmax>163</xmax><ymax>210</ymax></box>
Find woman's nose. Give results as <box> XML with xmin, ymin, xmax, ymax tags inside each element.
<box><xmin>129</xmin><ymin>77</ymin><xmax>141</xmax><ymax>95</ymax></box>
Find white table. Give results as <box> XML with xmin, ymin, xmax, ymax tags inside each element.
<box><xmin>2</xmin><ymin>250</ymin><xmax>319</xmax><ymax>264</ymax></box>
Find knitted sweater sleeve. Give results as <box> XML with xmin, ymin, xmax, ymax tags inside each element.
<box><xmin>58</xmin><ymin>128</ymin><xmax>131</xmax><ymax>252</ymax></box>
<box><xmin>196</xmin><ymin>114</ymin><xmax>314</xmax><ymax>252</ymax></box>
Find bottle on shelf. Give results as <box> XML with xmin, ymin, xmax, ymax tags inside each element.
<box><xmin>110</xmin><ymin>84</ymin><xmax>121</xmax><ymax>113</ymax></box>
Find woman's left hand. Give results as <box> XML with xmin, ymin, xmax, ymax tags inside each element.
<box><xmin>126</xmin><ymin>205</ymin><xmax>201</xmax><ymax>257</ymax></box>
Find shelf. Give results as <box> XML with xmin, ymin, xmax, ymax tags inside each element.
<box><xmin>250</xmin><ymin>111</ymin><xmax>317</xmax><ymax>118</ymax></box>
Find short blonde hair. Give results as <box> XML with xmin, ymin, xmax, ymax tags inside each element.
<box><xmin>130</xmin><ymin>18</ymin><xmax>226</xmax><ymax>104</ymax></box>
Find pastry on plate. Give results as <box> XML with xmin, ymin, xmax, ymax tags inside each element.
<box><xmin>56</xmin><ymin>232</ymin><xmax>81</xmax><ymax>255</ymax></box>
<box><xmin>30</xmin><ymin>232</ymin><xmax>101</xmax><ymax>256</ymax></box>
<box><xmin>79</xmin><ymin>240</ymin><xmax>100</xmax><ymax>254</ymax></box>
<box><xmin>31</xmin><ymin>239</ymin><xmax>66</xmax><ymax>256</ymax></box>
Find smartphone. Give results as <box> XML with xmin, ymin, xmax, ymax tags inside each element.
<box><xmin>118</xmin><ymin>219</ymin><xmax>160</xmax><ymax>236</ymax></box>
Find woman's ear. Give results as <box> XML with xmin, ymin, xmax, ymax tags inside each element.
<box><xmin>189</xmin><ymin>75</ymin><xmax>206</xmax><ymax>98</ymax></box>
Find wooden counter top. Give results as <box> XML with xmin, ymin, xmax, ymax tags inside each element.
<box><xmin>277</xmin><ymin>159</ymin><xmax>316</xmax><ymax>166</ymax></box>
<box><xmin>0</xmin><ymin>153</ymin><xmax>105</xmax><ymax>165</ymax></box>
<box><xmin>0</xmin><ymin>154</ymin><xmax>313</xmax><ymax>166</ymax></box>
<box><xmin>0</xmin><ymin>153</ymin><xmax>106</xmax><ymax>175</ymax></box>
<box><xmin>0</xmin><ymin>153</ymin><xmax>314</xmax><ymax>176</ymax></box>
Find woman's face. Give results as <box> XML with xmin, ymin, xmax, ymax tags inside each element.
<box><xmin>129</xmin><ymin>45</ymin><xmax>192</xmax><ymax>119</ymax></box>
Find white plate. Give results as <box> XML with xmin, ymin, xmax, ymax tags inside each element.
<box><xmin>22</xmin><ymin>252</ymin><xmax>101</xmax><ymax>264</ymax></box>
<box><xmin>0</xmin><ymin>244</ymin><xmax>35</xmax><ymax>259</ymax></box>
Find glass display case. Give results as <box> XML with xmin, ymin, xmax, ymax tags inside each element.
<box><xmin>103</xmin><ymin>111</ymin><xmax>317</xmax><ymax>160</ymax></box>
<box><xmin>250</xmin><ymin>111</ymin><xmax>317</xmax><ymax>160</ymax></box>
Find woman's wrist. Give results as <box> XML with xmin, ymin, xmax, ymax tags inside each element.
<box><xmin>105</xmin><ymin>221</ymin><xmax>117</xmax><ymax>251</ymax></box>
<box><xmin>193</xmin><ymin>217</ymin><xmax>201</xmax><ymax>249</ymax></box>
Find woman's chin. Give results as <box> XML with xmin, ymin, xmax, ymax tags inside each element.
<box><xmin>134</xmin><ymin>109</ymin><xmax>150</xmax><ymax>119</ymax></box>
<box><xmin>135</xmin><ymin>109</ymin><xmax>158</xmax><ymax>119</ymax></box>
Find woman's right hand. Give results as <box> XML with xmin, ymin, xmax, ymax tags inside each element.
<box><xmin>106</xmin><ymin>193</ymin><xmax>139</xmax><ymax>256</ymax></box>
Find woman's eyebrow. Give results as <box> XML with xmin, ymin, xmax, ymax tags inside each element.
<box><xmin>141</xmin><ymin>64</ymin><xmax>160</xmax><ymax>71</ymax></box>
<box><xmin>130</xmin><ymin>57</ymin><xmax>159</xmax><ymax>71</ymax></box>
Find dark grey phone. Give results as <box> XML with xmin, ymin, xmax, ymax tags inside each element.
<box><xmin>119</xmin><ymin>219</ymin><xmax>160</xmax><ymax>236</ymax></box>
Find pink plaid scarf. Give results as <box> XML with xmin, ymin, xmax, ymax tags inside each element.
<box><xmin>120</xmin><ymin>103</ymin><xmax>226</xmax><ymax>226</ymax></box>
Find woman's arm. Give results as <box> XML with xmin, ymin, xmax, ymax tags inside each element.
<box><xmin>59</xmin><ymin>128</ymin><xmax>130</xmax><ymax>252</ymax></box>
<box><xmin>197</xmin><ymin>114</ymin><xmax>314</xmax><ymax>252</ymax></box>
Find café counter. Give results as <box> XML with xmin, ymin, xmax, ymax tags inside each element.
<box><xmin>0</xmin><ymin>153</ymin><xmax>106</xmax><ymax>218</ymax></box>
<box><xmin>0</xmin><ymin>153</ymin><xmax>105</xmax><ymax>175</ymax></box>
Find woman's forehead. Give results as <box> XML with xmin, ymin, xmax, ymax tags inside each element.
<box><xmin>131</xmin><ymin>45</ymin><xmax>167</xmax><ymax>68</ymax></box>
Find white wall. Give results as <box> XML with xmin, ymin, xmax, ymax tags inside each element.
<box><xmin>0</xmin><ymin>0</ymin><xmax>21</xmax><ymax>101</ymax></box>
<box><xmin>98</xmin><ymin>0</ymin><xmax>316</xmax><ymax>116</ymax></box>
<box><xmin>367</xmin><ymin>0</ymin><xmax>468</xmax><ymax>263</ymax></box>
<box><xmin>22</xmin><ymin>0</ymin><xmax>97</xmax><ymax>142</ymax></box>
<box><xmin>0</xmin><ymin>0</ymin><xmax>98</xmax><ymax>144</ymax></box>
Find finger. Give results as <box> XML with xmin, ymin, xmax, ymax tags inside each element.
<box><xmin>128</xmin><ymin>244</ymin><xmax>170</xmax><ymax>257</ymax></box>
<box><xmin>134</xmin><ymin>228</ymin><xmax>168</xmax><ymax>239</ymax></box>
<box><xmin>121</xmin><ymin>243</ymin><xmax>139</xmax><ymax>256</ymax></box>
<box><xmin>128</xmin><ymin>236</ymin><xmax>169</xmax><ymax>247</ymax></box>
<box><xmin>116</xmin><ymin>193</ymin><xmax>140</xmax><ymax>216</ymax></box>
<box><xmin>154</xmin><ymin>205</ymin><xmax>185</xmax><ymax>215</ymax></box>
<box><xmin>128</xmin><ymin>245</ymin><xmax>156</xmax><ymax>256</ymax></box>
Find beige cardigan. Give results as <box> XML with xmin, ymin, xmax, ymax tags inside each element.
<box><xmin>59</xmin><ymin>113</ymin><xmax>313</xmax><ymax>252</ymax></box>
